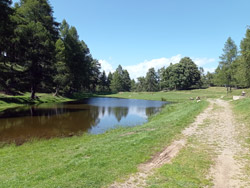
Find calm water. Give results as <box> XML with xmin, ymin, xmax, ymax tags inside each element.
<box><xmin>0</xmin><ymin>97</ymin><xmax>167</xmax><ymax>144</ymax></box>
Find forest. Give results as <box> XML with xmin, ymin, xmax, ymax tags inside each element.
<box><xmin>1</xmin><ymin>0</ymin><xmax>250</xmax><ymax>99</ymax></box>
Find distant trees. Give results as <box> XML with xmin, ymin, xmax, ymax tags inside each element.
<box><xmin>136</xmin><ymin>77</ymin><xmax>146</xmax><ymax>92</ymax></box>
<box><xmin>213</xmin><ymin>37</ymin><xmax>238</xmax><ymax>90</ymax></box>
<box><xmin>131</xmin><ymin>57</ymin><xmax>201</xmax><ymax>92</ymax></box>
<box><xmin>145</xmin><ymin>68</ymin><xmax>159</xmax><ymax>91</ymax></box>
<box><xmin>110</xmin><ymin>65</ymin><xmax>131</xmax><ymax>92</ymax></box>
<box><xmin>160</xmin><ymin>57</ymin><xmax>201</xmax><ymax>90</ymax></box>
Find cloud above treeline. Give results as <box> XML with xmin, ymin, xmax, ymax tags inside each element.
<box><xmin>99</xmin><ymin>54</ymin><xmax>216</xmax><ymax>80</ymax></box>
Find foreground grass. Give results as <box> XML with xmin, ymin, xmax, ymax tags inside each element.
<box><xmin>232</xmin><ymin>97</ymin><xmax>250</xmax><ymax>178</ymax></box>
<box><xmin>0</xmin><ymin>100</ymin><xmax>208</xmax><ymax>188</ymax></box>
<box><xmin>147</xmin><ymin>136</ymin><xmax>214</xmax><ymax>188</ymax></box>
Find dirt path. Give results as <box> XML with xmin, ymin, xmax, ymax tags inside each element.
<box><xmin>195</xmin><ymin>99</ymin><xmax>249</xmax><ymax>188</ymax></box>
<box><xmin>109</xmin><ymin>99</ymin><xmax>249</xmax><ymax>188</ymax></box>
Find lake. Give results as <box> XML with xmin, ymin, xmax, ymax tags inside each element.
<box><xmin>0</xmin><ymin>97</ymin><xmax>167</xmax><ymax>144</ymax></box>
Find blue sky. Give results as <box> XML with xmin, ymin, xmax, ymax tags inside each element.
<box><xmin>13</xmin><ymin>0</ymin><xmax>250</xmax><ymax>79</ymax></box>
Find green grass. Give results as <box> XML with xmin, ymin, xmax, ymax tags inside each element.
<box><xmin>2</xmin><ymin>87</ymin><xmax>248</xmax><ymax>187</ymax></box>
<box><xmin>147</xmin><ymin>136</ymin><xmax>214</xmax><ymax>188</ymax></box>
<box><xmin>0</xmin><ymin>92</ymin><xmax>97</xmax><ymax>112</ymax></box>
<box><xmin>232</xmin><ymin>97</ymin><xmax>250</xmax><ymax>178</ymax></box>
<box><xmin>101</xmin><ymin>87</ymin><xmax>227</xmax><ymax>102</ymax></box>
<box><xmin>0</xmin><ymin>100</ymin><xmax>208</xmax><ymax>188</ymax></box>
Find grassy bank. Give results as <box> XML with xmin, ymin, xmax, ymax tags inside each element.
<box><xmin>0</xmin><ymin>99</ymin><xmax>208</xmax><ymax>187</ymax></box>
<box><xmin>0</xmin><ymin>93</ymin><xmax>71</xmax><ymax>111</ymax></box>
<box><xmin>0</xmin><ymin>92</ymin><xmax>97</xmax><ymax>111</ymax></box>
<box><xmin>102</xmin><ymin>87</ymin><xmax>227</xmax><ymax>102</ymax></box>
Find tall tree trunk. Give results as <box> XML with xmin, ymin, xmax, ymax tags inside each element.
<box><xmin>31</xmin><ymin>85</ymin><xmax>36</xmax><ymax>100</ymax></box>
<box><xmin>53</xmin><ymin>86</ymin><xmax>59</xmax><ymax>96</ymax></box>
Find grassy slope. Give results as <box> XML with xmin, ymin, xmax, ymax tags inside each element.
<box><xmin>0</xmin><ymin>91</ymin><xmax>212</xmax><ymax>187</ymax></box>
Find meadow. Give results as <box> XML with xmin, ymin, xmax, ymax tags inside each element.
<box><xmin>1</xmin><ymin>87</ymin><xmax>250</xmax><ymax>187</ymax></box>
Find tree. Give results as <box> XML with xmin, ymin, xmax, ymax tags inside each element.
<box><xmin>122</xmin><ymin>70</ymin><xmax>131</xmax><ymax>91</ymax></box>
<box><xmin>0</xmin><ymin>0</ymin><xmax>19</xmax><ymax>94</ymax></box>
<box><xmin>107</xmin><ymin>72</ymin><xmax>113</xmax><ymax>91</ymax></box>
<box><xmin>88</xmin><ymin>59</ymin><xmax>101</xmax><ymax>91</ymax></box>
<box><xmin>110</xmin><ymin>65</ymin><xmax>131</xmax><ymax>92</ymax></box>
<box><xmin>130</xmin><ymin>79</ymin><xmax>137</xmax><ymax>91</ymax></box>
<box><xmin>99</xmin><ymin>70</ymin><xmax>108</xmax><ymax>92</ymax></box>
<box><xmin>110</xmin><ymin>71</ymin><xmax>123</xmax><ymax>92</ymax></box>
<box><xmin>240</xmin><ymin>28</ymin><xmax>250</xmax><ymax>87</ymax></box>
<box><xmin>145</xmin><ymin>68</ymin><xmax>159</xmax><ymax>91</ymax></box>
<box><xmin>53</xmin><ymin>38</ymin><xmax>70</xmax><ymax>95</ymax></box>
<box><xmin>163</xmin><ymin>57</ymin><xmax>201</xmax><ymax>90</ymax></box>
<box><xmin>59</xmin><ymin>19</ymin><xmax>99</xmax><ymax>93</ymax></box>
<box><xmin>14</xmin><ymin>0</ymin><xmax>59</xmax><ymax>99</ymax></box>
<box><xmin>215</xmin><ymin>37</ymin><xmax>238</xmax><ymax>90</ymax></box>
<box><xmin>0</xmin><ymin>0</ymin><xmax>13</xmax><ymax>59</ymax></box>
<box><xmin>158</xmin><ymin>67</ymin><xmax>166</xmax><ymax>90</ymax></box>
<box><xmin>136</xmin><ymin>76</ymin><xmax>146</xmax><ymax>91</ymax></box>
<box><xmin>205</xmin><ymin>71</ymin><xmax>215</xmax><ymax>87</ymax></box>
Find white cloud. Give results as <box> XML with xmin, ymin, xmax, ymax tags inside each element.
<box><xmin>192</xmin><ymin>57</ymin><xmax>216</xmax><ymax>67</ymax></box>
<box><xmin>99</xmin><ymin>59</ymin><xmax>115</xmax><ymax>73</ymax></box>
<box><xmin>204</xmin><ymin>67</ymin><xmax>216</xmax><ymax>73</ymax></box>
<box><xmin>99</xmin><ymin>55</ymin><xmax>217</xmax><ymax>80</ymax></box>
<box><xmin>124</xmin><ymin>54</ymin><xmax>182</xmax><ymax>80</ymax></box>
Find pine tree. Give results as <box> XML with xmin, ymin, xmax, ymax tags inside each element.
<box><xmin>214</xmin><ymin>37</ymin><xmax>238</xmax><ymax>90</ymax></box>
<box><xmin>145</xmin><ymin>68</ymin><xmax>159</xmax><ymax>91</ymax></box>
<box><xmin>14</xmin><ymin>0</ymin><xmax>59</xmax><ymax>99</ymax></box>
<box><xmin>240</xmin><ymin>28</ymin><xmax>250</xmax><ymax>87</ymax></box>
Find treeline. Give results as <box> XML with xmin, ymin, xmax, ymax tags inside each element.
<box><xmin>0</xmin><ymin>0</ymin><xmax>105</xmax><ymax>98</ymax></box>
<box><xmin>206</xmin><ymin>28</ymin><xmax>250</xmax><ymax>90</ymax></box>
<box><xmin>4</xmin><ymin>0</ymin><xmax>246</xmax><ymax>98</ymax></box>
<box><xmin>110</xmin><ymin>57</ymin><xmax>203</xmax><ymax>92</ymax></box>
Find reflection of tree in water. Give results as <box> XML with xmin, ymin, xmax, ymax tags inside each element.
<box><xmin>111</xmin><ymin>107</ymin><xmax>129</xmax><ymax>122</ymax></box>
<box><xmin>0</xmin><ymin>100</ymin><xmax>165</xmax><ymax>145</ymax></box>
<box><xmin>0</xmin><ymin>105</ymin><xmax>101</xmax><ymax>145</ymax></box>
<box><xmin>145</xmin><ymin>107</ymin><xmax>160</xmax><ymax>118</ymax></box>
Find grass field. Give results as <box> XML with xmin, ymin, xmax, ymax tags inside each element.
<box><xmin>0</xmin><ymin>91</ymin><xmax>209</xmax><ymax>187</ymax></box>
<box><xmin>1</xmin><ymin>87</ymin><xmax>250</xmax><ymax>187</ymax></box>
<box><xmin>102</xmin><ymin>87</ymin><xmax>233</xmax><ymax>102</ymax></box>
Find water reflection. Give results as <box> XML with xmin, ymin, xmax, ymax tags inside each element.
<box><xmin>0</xmin><ymin>97</ymin><xmax>167</xmax><ymax>144</ymax></box>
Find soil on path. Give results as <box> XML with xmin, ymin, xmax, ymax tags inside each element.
<box><xmin>196</xmin><ymin>99</ymin><xmax>249</xmax><ymax>188</ymax></box>
<box><xmin>109</xmin><ymin>99</ymin><xmax>249</xmax><ymax>188</ymax></box>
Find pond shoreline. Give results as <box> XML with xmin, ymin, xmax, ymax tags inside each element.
<box><xmin>0</xmin><ymin>97</ymin><xmax>167</xmax><ymax>145</ymax></box>
<box><xmin>0</xmin><ymin>93</ymin><xmax>98</xmax><ymax>112</ymax></box>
